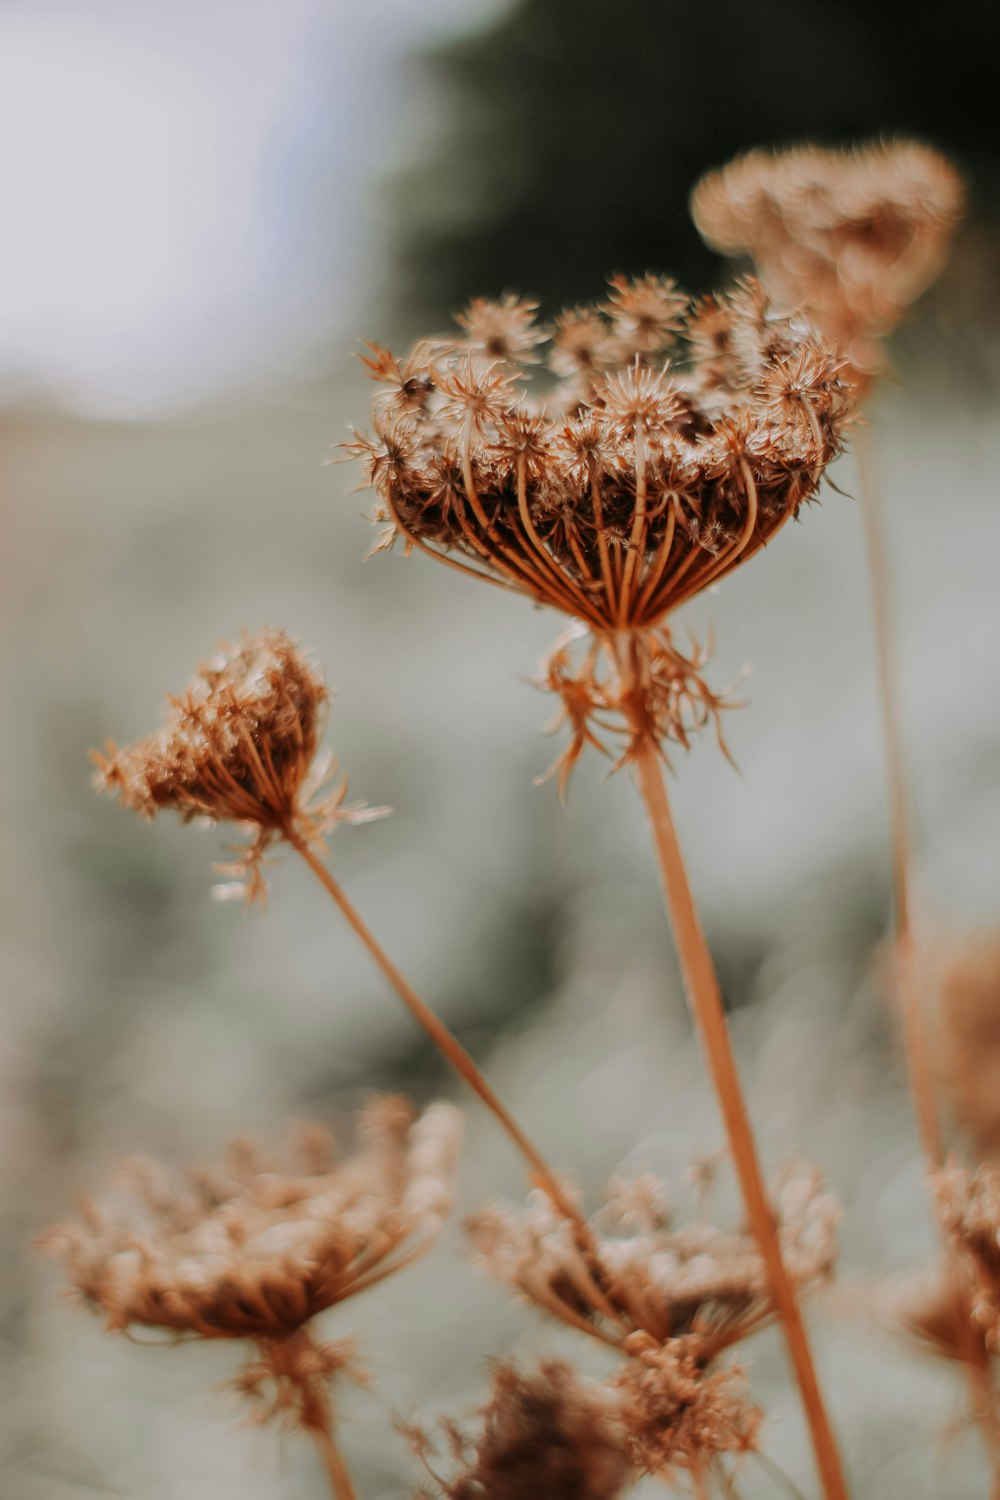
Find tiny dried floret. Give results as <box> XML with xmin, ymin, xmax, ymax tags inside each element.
<box><xmin>611</xmin><ymin>1331</ymin><xmax>761</xmax><ymax>1484</ymax></box>
<box><xmin>692</xmin><ymin>140</ymin><xmax>965</xmax><ymax>382</ymax></box>
<box><xmin>93</xmin><ymin>627</ymin><xmax>387</xmax><ymax>901</ymax></box>
<box><xmin>410</xmin><ymin>1359</ymin><xmax>629</xmax><ymax>1500</ymax></box>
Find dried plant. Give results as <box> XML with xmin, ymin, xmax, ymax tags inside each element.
<box><xmin>691</xmin><ymin>140</ymin><xmax>964</xmax><ymax>384</ymax></box>
<box><xmin>93</xmin><ymin>627</ymin><xmax>579</xmax><ymax>1225</ymax></box>
<box><xmin>408</xmin><ymin>1359</ymin><xmax>630</xmax><ymax>1500</ymax></box>
<box><xmin>352</xmin><ymin>282</ymin><xmax>852</xmax><ymax>1497</ymax></box>
<box><xmin>42</xmin><ymin>1098</ymin><xmax>462</xmax><ymax>1499</ymax></box>
<box><xmin>93</xmin><ymin>627</ymin><xmax>387</xmax><ymax>905</ymax></box>
<box><xmin>468</xmin><ymin>1163</ymin><xmax>838</xmax><ymax>1358</ymax></box>
<box><xmin>351</xmin><ymin>278</ymin><xmax>850</xmax><ymax>779</ymax></box>
<box><xmin>933</xmin><ymin>932</ymin><xmax>1000</xmax><ymax>1159</ymax></box>
<box><xmin>467</xmin><ymin>1163</ymin><xmax>836</xmax><ymax>1489</ymax></box>
<box><xmin>935</xmin><ymin>1166</ymin><xmax>1000</xmax><ymax>1353</ymax></box>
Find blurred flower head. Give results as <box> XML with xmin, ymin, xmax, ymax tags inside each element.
<box><xmin>692</xmin><ymin>140</ymin><xmax>964</xmax><ymax>383</ymax></box>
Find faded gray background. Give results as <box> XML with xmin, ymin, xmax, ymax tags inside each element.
<box><xmin>2</xmin><ymin>1</ymin><xmax>999</xmax><ymax>1496</ymax></box>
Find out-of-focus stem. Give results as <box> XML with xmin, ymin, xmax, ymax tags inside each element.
<box><xmin>630</xmin><ymin>736</ymin><xmax>849</xmax><ymax>1500</ymax></box>
<box><xmin>287</xmin><ymin>834</ymin><xmax>582</xmax><ymax>1230</ymax></box>
<box><xmin>855</xmin><ymin>423</ymin><xmax>942</xmax><ymax>1167</ymax></box>
<box><xmin>310</xmin><ymin>1424</ymin><xmax>358</xmax><ymax>1500</ymax></box>
<box><xmin>856</xmin><ymin>424</ymin><xmax>1000</xmax><ymax>1481</ymax></box>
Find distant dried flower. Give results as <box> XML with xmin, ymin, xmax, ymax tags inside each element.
<box><xmin>43</xmin><ymin>1099</ymin><xmax>462</xmax><ymax>1438</ymax></box>
<box><xmin>933</xmin><ymin>931</ymin><xmax>1000</xmax><ymax>1158</ymax></box>
<box><xmin>410</xmin><ymin>1359</ymin><xmax>629</xmax><ymax>1500</ymax></box>
<box><xmin>92</xmin><ymin>628</ymin><xmax>388</xmax><ymax>902</ymax></box>
<box><xmin>692</xmin><ymin>140</ymin><xmax>964</xmax><ymax>383</ymax></box>
<box><xmin>351</xmin><ymin>277</ymin><xmax>851</xmax><ymax>782</ymax></box>
<box><xmin>934</xmin><ymin>1163</ymin><xmax>1000</xmax><ymax>1353</ymax></box>
<box><xmin>467</xmin><ymin>1161</ymin><xmax>838</xmax><ymax>1361</ymax></box>
<box><xmin>612</xmin><ymin>1331</ymin><xmax>761</xmax><ymax>1484</ymax></box>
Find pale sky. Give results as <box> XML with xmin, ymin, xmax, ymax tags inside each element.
<box><xmin>0</xmin><ymin>0</ymin><xmax>499</xmax><ymax>416</ymax></box>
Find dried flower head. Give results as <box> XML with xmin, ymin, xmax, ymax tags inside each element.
<box><xmin>410</xmin><ymin>1359</ymin><xmax>629</xmax><ymax>1500</ymax></box>
<box><xmin>43</xmin><ymin>1098</ymin><xmax>462</xmax><ymax>1435</ymax></box>
<box><xmin>93</xmin><ymin>628</ymin><xmax>388</xmax><ymax>901</ymax></box>
<box><xmin>933</xmin><ymin>931</ymin><xmax>1000</xmax><ymax>1158</ymax></box>
<box><xmin>467</xmin><ymin>1161</ymin><xmax>838</xmax><ymax>1362</ymax></box>
<box><xmin>934</xmin><ymin>1163</ymin><xmax>1000</xmax><ymax>1353</ymax></box>
<box><xmin>692</xmin><ymin>140</ymin><xmax>965</xmax><ymax>383</ymax></box>
<box><xmin>351</xmin><ymin>280</ymin><xmax>851</xmax><ymax>782</ymax></box>
<box><xmin>353</xmin><ymin>279</ymin><xmax>849</xmax><ymax>636</ymax></box>
<box><xmin>611</xmin><ymin>1331</ymin><xmax>761</xmax><ymax>1484</ymax></box>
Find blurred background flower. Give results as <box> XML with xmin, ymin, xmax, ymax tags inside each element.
<box><xmin>3</xmin><ymin>1</ymin><xmax>999</xmax><ymax>1496</ymax></box>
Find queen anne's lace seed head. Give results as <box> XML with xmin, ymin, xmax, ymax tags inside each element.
<box><xmin>351</xmin><ymin>278</ymin><xmax>851</xmax><ymax>637</ymax></box>
<box><xmin>692</xmin><ymin>140</ymin><xmax>964</xmax><ymax>383</ymax></box>
<box><xmin>43</xmin><ymin>1100</ymin><xmax>463</xmax><ymax>1435</ymax></box>
<box><xmin>92</xmin><ymin>628</ymin><xmax>389</xmax><ymax>902</ymax></box>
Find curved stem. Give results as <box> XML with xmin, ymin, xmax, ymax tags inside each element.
<box><xmin>287</xmin><ymin>834</ymin><xmax>583</xmax><ymax>1230</ymax></box>
<box><xmin>310</xmin><ymin>1423</ymin><xmax>358</xmax><ymax>1500</ymax></box>
<box><xmin>630</xmin><ymin>737</ymin><xmax>849</xmax><ymax>1500</ymax></box>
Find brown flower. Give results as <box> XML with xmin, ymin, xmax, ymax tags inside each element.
<box><xmin>409</xmin><ymin>1359</ymin><xmax>629</xmax><ymax>1500</ymax></box>
<box><xmin>934</xmin><ymin>931</ymin><xmax>1000</xmax><ymax>1158</ymax></box>
<box><xmin>467</xmin><ymin>1161</ymin><xmax>838</xmax><ymax>1361</ymax></box>
<box><xmin>934</xmin><ymin>1163</ymin><xmax>1000</xmax><ymax>1353</ymax></box>
<box><xmin>692</xmin><ymin>140</ymin><xmax>964</xmax><ymax>383</ymax></box>
<box><xmin>354</xmin><ymin>280</ymin><xmax>849</xmax><ymax>636</ymax></box>
<box><xmin>92</xmin><ymin>627</ymin><xmax>387</xmax><ymax>902</ymax></box>
<box><xmin>351</xmin><ymin>280</ymin><xmax>851</xmax><ymax>781</ymax></box>
<box><xmin>43</xmin><ymin>1099</ymin><xmax>462</xmax><ymax>1432</ymax></box>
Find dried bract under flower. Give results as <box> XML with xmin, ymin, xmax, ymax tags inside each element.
<box><xmin>43</xmin><ymin>1098</ymin><xmax>462</xmax><ymax>1431</ymax></box>
<box><xmin>692</xmin><ymin>140</ymin><xmax>964</xmax><ymax>382</ymax></box>
<box><xmin>410</xmin><ymin>1359</ymin><xmax>629</xmax><ymax>1500</ymax></box>
<box><xmin>93</xmin><ymin>627</ymin><xmax>387</xmax><ymax>901</ymax></box>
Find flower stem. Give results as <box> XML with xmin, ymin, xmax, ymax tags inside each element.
<box><xmin>288</xmin><ymin>834</ymin><xmax>582</xmax><ymax>1228</ymax></box>
<box><xmin>630</xmin><ymin>736</ymin><xmax>848</xmax><ymax>1500</ymax></box>
<box><xmin>856</xmin><ymin>425</ymin><xmax>1000</xmax><ymax>1477</ymax></box>
<box><xmin>310</xmin><ymin>1423</ymin><xmax>358</xmax><ymax>1500</ymax></box>
<box><xmin>855</xmin><ymin>423</ymin><xmax>942</xmax><ymax>1167</ymax></box>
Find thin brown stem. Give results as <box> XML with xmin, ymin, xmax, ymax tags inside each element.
<box><xmin>856</xmin><ymin>424</ymin><xmax>1000</xmax><ymax>1479</ymax></box>
<box><xmin>287</xmin><ymin>833</ymin><xmax>583</xmax><ymax>1230</ymax></box>
<box><xmin>309</xmin><ymin>1423</ymin><xmax>358</xmax><ymax>1500</ymax></box>
<box><xmin>630</xmin><ymin>736</ymin><xmax>849</xmax><ymax>1500</ymax></box>
<box><xmin>855</xmin><ymin>423</ymin><xmax>942</xmax><ymax>1166</ymax></box>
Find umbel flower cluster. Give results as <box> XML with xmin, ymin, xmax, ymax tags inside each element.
<box><xmin>465</xmin><ymin>1163</ymin><xmax>837</xmax><ymax>1482</ymax></box>
<box><xmin>93</xmin><ymin>627</ymin><xmax>387</xmax><ymax>901</ymax></box>
<box><xmin>352</xmin><ymin>277</ymin><xmax>852</xmax><ymax>783</ymax></box>
<box><xmin>44</xmin><ymin>1099</ymin><xmax>461</xmax><ymax>1433</ymax></box>
<box><xmin>692</xmin><ymin>141</ymin><xmax>965</xmax><ymax>383</ymax></box>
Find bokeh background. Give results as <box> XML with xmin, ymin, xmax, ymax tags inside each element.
<box><xmin>3</xmin><ymin>1</ymin><xmax>1000</xmax><ymax>1495</ymax></box>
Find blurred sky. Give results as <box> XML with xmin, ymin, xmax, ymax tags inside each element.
<box><xmin>0</xmin><ymin>0</ymin><xmax>502</xmax><ymax>416</ymax></box>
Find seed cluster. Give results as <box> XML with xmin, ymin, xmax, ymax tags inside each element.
<box><xmin>43</xmin><ymin>1100</ymin><xmax>461</xmax><ymax>1431</ymax></box>
<box><xmin>352</xmin><ymin>277</ymin><xmax>851</xmax><ymax>635</ymax></box>
<box><xmin>692</xmin><ymin>141</ymin><xmax>965</xmax><ymax>382</ymax></box>
<box><xmin>93</xmin><ymin>628</ymin><xmax>387</xmax><ymax>900</ymax></box>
